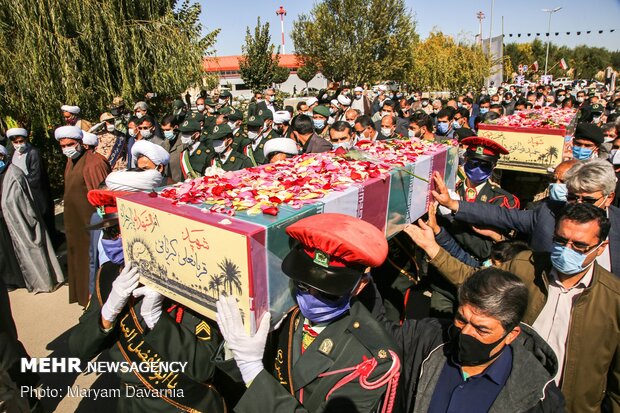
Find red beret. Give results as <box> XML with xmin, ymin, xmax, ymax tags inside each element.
<box><xmin>285</xmin><ymin>213</ymin><xmax>388</xmax><ymax>268</ymax></box>
<box><xmin>282</xmin><ymin>214</ymin><xmax>388</xmax><ymax>296</ymax></box>
<box><xmin>87</xmin><ymin>189</ymin><xmax>132</xmax><ymax>215</ymax></box>
<box><xmin>461</xmin><ymin>136</ymin><xmax>509</xmax><ymax>157</ymax></box>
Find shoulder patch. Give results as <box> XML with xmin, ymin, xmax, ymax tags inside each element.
<box><xmin>195</xmin><ymin>321</ymin><xmax>212</xmax><ymax>341</ymax></box>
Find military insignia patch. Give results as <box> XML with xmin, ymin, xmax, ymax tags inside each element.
<box><xmin>480</xmin><ymin>194</ymin><xmax>488</xmax><ymax>202</ymax></box>
<box><xmin>213</xmin><ymin>126</ymin><xmax>219</xmax><ymax>133</ymax></box>
<box><xmin>314</xmin><ymin>249</ymin><xmax>329</xmax><ymax>268</ymax></box>
<box><xmin>195</xmin><ymin>321</ymin><xmax>212</xmax><ymax>341</ymax></box>
<box><xmin>230</xmin><ymin>156</ymin><xmax>235</xmax><ymax>162</ymax></box>
<box><xmin>318</xmin><ymin>338</ymin><xmax>334</xmax><ymax>355</ymax></box>
<box><xmin>258</xmin><ymin>110</ymin><xmax>264</xmax><ymax>116</ymax></box>
<box><xmin>197</xmin><ymin>149</ymin><xmax>202</xmax><ymax>155</ymax></box>
<box><xmin>183</xmin><ymin>120</ymin><xmax>189</xmax><ymax>127</ymax></box>
<box><xmin>250</xmin><ymin>116</ymin><xmax>255</xmax><ymax>121</ymax></box>
<box><xmin>476</xmin><ymin>146</ymin><xmax>484</xmax><ymax>155</ymax></box>
<box><xmin>378</xmin><ymin>349</ymin><xmax>388</xmax><ymax>359</ymax></box>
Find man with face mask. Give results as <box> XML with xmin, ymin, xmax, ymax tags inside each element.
<box><xmin>6</xmin><ymin>127</ymin><xmax>56</xmax><ymax>230</ymax></box>
<box><xmin>371</xmin><ymin>266</ymin><xmax>564</xmax><ymax>413</ymax></box>
<box><xmin>92</xmin><ymin>112</ymin><xmax>128</xmax><ymax>172</ymax></box>
<box><xmin>204</xmin><ymin>124</ymin><xmax>252</xmax><ymax>172</ymax></box>
<box><xmin>572</xmin><ymin>123</ymin><xmax>603</xmax><ymax>161</ymax></box>
<box><xmin>178</xmin><ymin>119</ymin><xmax>211</xmax><ymax>179</ymax></box>
<box><xmin>56</xmin><ymin>125</ymin><xmax>110</xmax><ymax>306</ymax></box>
<box><xmin>254</xmin><ymin>88</ymin><xmax>279</xmax><ymax>118</ymax></box>
<box><xmin>109</xmin><ymin>96</ymin><xmax>128</xmax><ymax>135</ymax></box>
<box><xmin>61</xmin><ymin>104</ymin><xmax>92</xmax><ymax>132</ymax></box>
<box><xmin>412</xmin><ymin>203</ymin><xmax>618</xmax><ymax>413</ymax></box>
<box><xmin>311</xmin><ymin>105</ymin><xmax>331</xmax><ymax>138</ymax></box>
<box><xmin>136</xmin><ymin>115</ymin><xmax>165</xmax><ymax>147</ymax></box>
<box><xmin>379</xmin><ymin>114</ymin><xmax>399</xmax><ymax>140</ymax></box>
<box><xmin>273</xmin><ymin>110</ymin><xmax>292</xmax><ymax>139</ymax></box>
<box><xmin>350</xmin><ymin>86</ymin><xmax>371</xmax><ymax>115</ymax></box>
<box><xmin>354</xmin><ymin>115</ymin><xmax>382</xmax><ymax>142</ymax></box>
<box><xmin>328</xmin><ymin>121</ymin><xmax>355</xmax><ymax>150</ymax></box>
<box><xmin>434</xmin><ymin>108</ymin><xmax>456</xmax><ymax>140</ymax></box>
<box><xmin>408</xmin><ymin>113</ymin><xmax>436</xmax><ymax>142</ymax></box>
<box><xmin>216</xmin><ymin>213</ymin><xmax>401</xmax><ymax>413</ymax></box>
<box><xmin>241</xmin><ymin>115</ymin><xmax>270</xmax><ymax>166</ymax></box>
<box><xmin>70</xmin><ymin>188</ymin><xmax>226</xmax><ymax>413</ymax></box>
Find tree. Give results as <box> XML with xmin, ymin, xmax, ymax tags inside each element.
<box><xmin>239</xmin><ymin>17</ymin><xmax>280</xmax><ymax>93</ymax></box>
<box><xmin>272</xmin><ymin>66</ymin><xmax>291</xmax><ymax>86</ymax></box>
<box><xmin>296</xmin><ymin>63</ymin><xmax>318</xmax><ymax>90</ymax></box>
<box><xmin>0</xmin><ymin>0</ymin><xmax>219</xmax><ymax>128</ymax></box>
<box><xmin>291</xmin><ymin>0</ymin><xmax>417</xmax><ymax>85</ymax></box>
<box><xmin>410</xmin><ymin>32</ymin><xmax>491</xmax><ymax>93</ymax></box>
<box><xmin>218</xmin><ymin>258</ymin><xmax>242</xmax><ymax>295</ymax></box>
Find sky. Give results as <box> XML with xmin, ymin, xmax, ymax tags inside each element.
<box><xmin>198</xmin><ymin>0</ymin><xmax>620</xmax><ymax>56</ymax></box>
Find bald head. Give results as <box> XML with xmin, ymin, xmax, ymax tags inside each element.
<box><xmin>553</xmin><ymin>159</ymin><xmax>579</xmax><ymax>183</ymax></box>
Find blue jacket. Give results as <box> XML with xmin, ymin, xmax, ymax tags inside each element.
<box><xmin>454</xmin><ymin>198</ymin><xmax>620</xmax><ymax>277</ymax></box>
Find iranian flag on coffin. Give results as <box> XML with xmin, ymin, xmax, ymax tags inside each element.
<box><xmin>118</xmin><ymin>140</ymin><xmax>458</xmax><ymax>333</ymax></box>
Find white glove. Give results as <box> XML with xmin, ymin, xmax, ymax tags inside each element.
<box><xmin>216</xmin><ymin>296</ymin><xmax>271</xmax><ymax>385</ymax></box>
<box><xmin>101</xmin><ymin>262</ymin><xmax>140</xmax><ymax>324</ymax></box>
<box><xmin>133</xmin><ymin>286</ymin><xmax>164</xmax><ymax>329</ymax></box>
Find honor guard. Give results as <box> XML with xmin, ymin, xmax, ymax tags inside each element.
<box><xmin>205</xmin><ymin>124</ymin><xmax>253</xmax><ymax>172</ymax></box>
<box><xmin>178</xmin><ymin>118</ymin><xmax>212</xmax><ymax>179</ymax></box>
<box><xmin>216</xmin><ymin>213</ymin><xmax>401</xmax><ymax>413</ymax></box>
<box><xmin>69</xmin><ymin>190</ymin><xmax>225</xmax><ymax>413</ymax></box>
<box><xmin>243</xmin><ymin>113</ymin><xmax>277</xmax><ymax>166</ymax></box>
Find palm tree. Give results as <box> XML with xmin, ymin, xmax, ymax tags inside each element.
<box><xmin>218</xmin><ymin>258</ymin><xmax>243</xmax><ymax>295</ymax></box>
<box><xmin>208</xmin><ymin>274</ymin><xmax>224</xmax><ymax>299</ymax></box>
<box><xmin>546</xmin><ymin>146</ymin><xmax>559</xmax><ymax>164</ymax></box>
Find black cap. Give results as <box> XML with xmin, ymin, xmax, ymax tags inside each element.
<box><xmin>574</xmin><ymin>123</ymin><xmax>604</xmax><ymax>145</ymax></box>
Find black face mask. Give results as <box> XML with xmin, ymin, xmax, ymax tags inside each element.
<box><xmin>453</xmin><ymin>327</ymin><xmax>509</xmax><ymax>366</ymax></box>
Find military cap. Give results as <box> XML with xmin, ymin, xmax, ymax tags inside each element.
<box><xmin>173</xmin><ymin>99</ymin><xmax>185</xmax><ymax>109</ymax></box>
<box><xmin>256</xmin><ymin>108</ymin><xmax>273</xmax><ymax>120</ymax></box>
<box><xmin>111</xmin><ymin>96</ymin><xmax>125</xmax><ymax>108</ymax></box>
<box><xmin>178</xmin><ymin>118</ymin><xmax>202</xmax><ymax>133</ymax></box>
<box><xmin>185</xmin><ymin>111</ymin><xmax>204</xmax><ymax>122</ymax></box>
<box><xmin>219</xmin><ymin>90</ymin><xmax>232</xmax><ymax>99</ymax></box>
<box><xmin>282</xmin><ymin>213</ymin><xmax>388</xmax><ymax>296</ymax></box>
<box><xmin>205</xmin><ymin>124</ymin><xmax>233</xmax><ymax>140</ymax></box>
<box><xmin>204</xmin><ymin>98</ymin><xmax>217</xmax><ymax>107</ymax></box>
<box><xmin>85</xmin><ymin>189</ymin><xmax>133</xmax><ymax>230</ymax></box>
<box><xmin>574</xmin><ymin>123</ymin><xmax>604</xmax><ymax>145</ymax></box>
<box><xmin>99</xmin><ymin>112</ymin><xmax>115</xmax><ymax>122</ymax></box>
<box><xmin>589</xmin><ymin>103</ymin><xmax>604</xmax><ymax>114</ymax></box>
<box><xmin>461</xmin><ymin>136</ymin><xmax>509</xmax><ymax>161</ymax></box>
<box><xmin>312</xmin><ymin>105</ymin><xmax>330</xmax><ymax>118</ymax></box>
<box><xmin>247</xmin><ymin>115</ymin><xmax>263</xmax><ymax>127</ymax></box>
<box><xmin>219</xmin><ymin>106</ymin><xmax>234</xmax><ymax>116</ymax></box>
<box><xmin>229</xmin><ymin>110</ymin><xmax>244</xmax><ymax>122</ymax></box>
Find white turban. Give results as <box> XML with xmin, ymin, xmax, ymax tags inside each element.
<box><xmin>131</xmin><ymin>140</ymin><xmax>170</xmax><ymax>167</ymax></box>
<box><xmin>54</xmin><ymin>125</ymin><xmax>83</xmax><ymax>141</ymax></box>
<box><xmin>378</xmin><ymin>85</ymin><xmax>388</xmax><ymax>92</ymax></box>
<box><xmin>337</xmin><ymin>94</ymin><xmax>352</xmax><ymax>106</ymax></box>
<box><xmin>82</xmin><ymin>131</ymin><xmax>98</xmax><ymax>146</ymax></box>
<box><xmin>273</xmin><ymin>110</ymin><xmax>291</xmax><ymax>124</ymax></box>
<box><xmin>61</xmin><ymin>105</ymin><xmax>80</xmax><ymax>114</ymax></box>
<box><xmin>263</xmin><ymin>138</ymin><xmax>299</xmax><ymax>159</ymax></box>
<box><xmin>330</xmin><ymin>99</ymin><xmax>339</xmax><ymax>107</ymax></box>
<box><xmin>306</xmin><ymin>97</ymin><xmax>318</xmax><ymax>106</ymax></box>
<box><xmin>105</xmin><ymin>169</ymin><xmax>164</xmax><ymax>192</ymax></box>
<box><xmin>6</xmin><ymin>128</ymin><xmax>28</xmax><ymax>139</ymax></box>
<box><xmin>354</xmin><ymin>87</ymin><xmax>363</xmax><ymax>93</ymax></box>
<box><xmin>0</xmin><ymin>145</ymin><xmax>6</xmax><ymax>156</ymax></box>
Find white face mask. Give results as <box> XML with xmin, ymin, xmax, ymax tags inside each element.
<box><xmin>408</xmin><ymin>129</ymin><xmax>415</xmax><ymax>139</ymax></box>
<box><xmin>135</xmin><ymin>112</ymin><xmax>144</xmax><ymax>119</ymax></box>
<box><xmin>332</xmin><ymin>141</ymin><xmax>352</xmax><ymax>150</ymax></box>
<box><xmin>381</xmin><ymin>127</ymin><xmax>392</xmax><ymax>137</ymax></box>
<box><xmin>63</xmin><ymin>145</ymin><xmax>82</xmax><ymax>159</ymax></box>
<box><xmin>128</xmin><ymin>128</ymin><xmax>136</xmax><ymax>138</ymax></box>
<box><xmin>218</xmin><ymin>98</ymin><xmax>226</xmax><ymax>105</ymax></box>
<box><xmin>213</xmin><ymin>140</ymin><xmax>228</xmax><ymax>154</ymax></box>
<box><xmin>196</xmin><ymin>104</ymin><xmax>205</xmax><ymax>112</ymax></box>
<box><xmin>13</xmin><ymin>143</ymin><xmax>27</xmax><ymax>153</ymax></box>
<box><xmin>180</xmin><ymin>133</ymin><xmax>195</xmax><ymax>145</ymax></box>
<box><xmin>106</xmin><ymin>123</ymin><xmax>115</xmax><ymax>133</ymax></box>
<box><xmin>247</xmin><ymin>131</ymin><xmax>260</xmax><ymax>141</ymax></box>
<box><xmin>228</xmin><ymin>121</ymin><xmax>238</xmax><ymax>131</ymax></box>
<box><xmin>140</xmin><ymin>129</ymin><xmax>153</xmax><ymax>139</ymax></box>
<box><xmin>593</xmin><ymin>116</ymin><xmax>601</xmax><ymax>124</ymax></box>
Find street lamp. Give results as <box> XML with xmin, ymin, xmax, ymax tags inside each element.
<box><xmin>542</xmin><ymin>7</ymin><xmax>562</xmax><ymax>76</ymax></box>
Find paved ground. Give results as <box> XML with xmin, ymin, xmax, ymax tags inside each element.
<box><xmin>9</xmin><ymin>286</ymin><xmax>119</xmax><ymax>413</ymax></box>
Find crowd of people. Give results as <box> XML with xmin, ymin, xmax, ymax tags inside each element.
<box><xmin>0</xmin><ymin>79</ymin><xmax>619</xmax><ymax>413</ymax></box>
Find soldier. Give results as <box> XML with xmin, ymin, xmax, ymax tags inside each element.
<box><xmin>217</xmin><ymin>90</ymin><xmax>233</xmax><ymax>110</ymax></box>
<box><xmin>109</xmin><ymin>96</ymin><xmax>129</xmax><ymax>135</ymax></box>
<box><xmin>178</xmin><ymin>119</ymin><xmax>212</xmax><ymax>179</ymax></box>
<box><xmin>216</xmin><ymin>213</ymin><xmax>401</xmax><ymax>413</ymax></box>
<box><xmin>432</xmin><ymin>136</ymin><xmax>519</xmax><ymax>317</ymax></box>
<box><xmin>69</xmin><ymin>190</ymin><xmax>226</xmax><ymax>412</ymax></box>
<box><xmin>243</xmin><ymin>113</ymin><xmax>277</xmax><ymax>166</ymax></box>
<box><xmin>312</xmin><ymin>105</ymin><xmax>331</xmax><ymax>139</ymax></box>
<box><xmin>228</xmin><ymin>108</ymin><xmax>249</xmax><ymax>153</ymax></box>
<box><xmin>204</xmin><ymin>124</ymin><xmax>252</xmax><ymax>172</ymax></box>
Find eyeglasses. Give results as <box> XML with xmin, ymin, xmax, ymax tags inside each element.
<box><xmin>296</xmin><ymin>281</ymin><xmax>339</xmax><ymax>301</ymax></box>
<box><xmin>566</xmin><ymin>193</ymin><xmax>605</xmax><ymax>204</ymax></box>
<box><xmin>465</xmin><ymin>159</ymin><xmax>494</xmax><ymax>169</ymax></box>
<box><xmin>552</xmin><ymin>234</ymin><xmax>599</xmax><ymax>254</ymax></box>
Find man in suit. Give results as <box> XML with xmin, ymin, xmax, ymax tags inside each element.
<box><xmin>291</xmin><ymin>114</ymin><xmax>333</xmax><ymax>154</ymax></box>
<box><xmin>216</xmin><ymin>214</ymin><xmax>401</xmax><ymax>413</ymax></box>
<box><xmin>255</xmin><ymin>88</ymin><xmax>279</xmax><ymax>118</ymax></box>
<box><xmin>433</xmin><ymin>157</ymin><xmax>620</xmax><ymax>278</ymax></box>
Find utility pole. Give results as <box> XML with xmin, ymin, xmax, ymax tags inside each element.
<box><xmin>542</xmin><ymin>7</ymin><xmax>562</xmax><ymax>76</ymax></box>
<box><xmin>276</xmin><ymin>6</ymin><xmax>287</xmax><ymax>55</ymax></box>
<box><xmin>489</xmin><ymin>0</ymin><xmax>495</xmax><ymax>44</ymax></box>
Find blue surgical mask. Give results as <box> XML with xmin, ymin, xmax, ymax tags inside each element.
<box><xmin>480</xmin><ymin>108</ymin><xmax>489</xmax><ymax>114</ymax></box>
<box><xmin>437</xmin><ymin>122</ymin><xmax>450</xmax><ymax>135</ymax></box>
<box><xmin>549</xmin><ymin>183</ymin><xmax>568</xmax><ymax>202</ymax></box>
<box><xmin>101</xmin><ymin>238</ymin><xmax>124</xmax><ymax>265</ymax></box>
<box><xmin>452</xmin><ymin>120</ymin><xmax>461</xmax><ymax>130</ymax></box>
<box><xmin>295</xmin><ymin>289</ymin><xmax>350</xmax><ymax>324</ymax></box>
<box><xmin>572</xmin><ymin>146</ymin><xmax>593</xmax><ymax>161</ymax></box>
<box><xmin>550</xmin><ymin>242</ymin><xmax>600</xmax><ymax>275</ymax></box>
<box><xmin>164</xmin><ymin>130</ymin><xmax>175</xmax><ymax>140</ymax></box>
<box><xmin>0</xmin><ymin>160</ymin><xmax>6</xmax><ymax>173</ymax></box>
<box><xmin>464</xmin><ymin>161</ymin><xmax>493</xmax><ymax>185</ymax></box>
<box><xmin>313</xmin><ymin>119</ymin><xmax>326</xmax><ymax>130</ymax></box>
